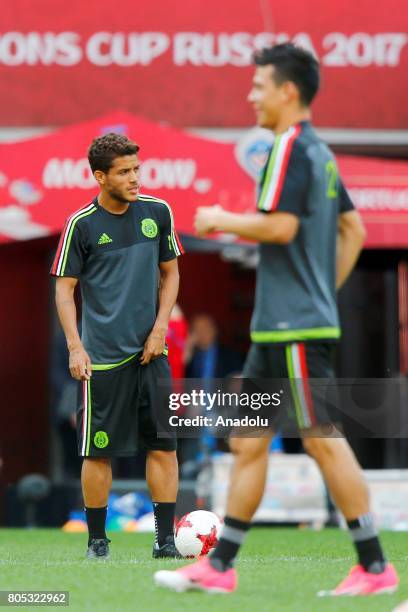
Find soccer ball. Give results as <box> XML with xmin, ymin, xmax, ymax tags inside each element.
<box><xmin>175</xmin><ymin>510</ymin><xmax>222</xmax><ymax>558</ymax></box>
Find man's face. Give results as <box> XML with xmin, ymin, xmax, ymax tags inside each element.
<box><xmin>247</xmin><ymin>65</ymin><xmax>288</xmax><ymax>129</ymax></box>
<box><xmin>192</xmin><ymin>316</ymin><xmax>217</xmax><ymax>350</ymax></box>
<box><xmin>97</xmin><ymin>154</ymin><xmax>140</xmax><ymax>203</ymax></box>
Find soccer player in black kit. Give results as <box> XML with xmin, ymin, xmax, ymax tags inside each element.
<box><xmin>154</xmin><ymin>44</ymin><xmax>399</xmax><ymax>596</ymax></box>
<box><xmin>52</xmin><ymin>133</ymin><xmax>183</xmax><ymax>560</ymax></box>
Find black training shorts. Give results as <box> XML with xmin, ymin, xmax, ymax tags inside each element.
<box><xmin>77</xmin><ymin>355</ymin><xmax>176</xmax><ymax>457</ymax></box>
<box><xmin>241</xmin><ymin>342</ymin><xmax>340</xmax><ymax>432</ymax></box>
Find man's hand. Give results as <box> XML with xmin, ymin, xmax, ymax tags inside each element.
<box><xmin>140</xmin><ymin>329</ymin><xmax>166</xmax><ymax>365</ymax></box>
<box><xmin>194</xmin><ymin>205</ymin><xmax>223</xmax><ymax>237</ymax></box>
<box><xmin>69</xmin><ymin>345</ymin><xmax>92</xmax><ymax>380</ymax></box>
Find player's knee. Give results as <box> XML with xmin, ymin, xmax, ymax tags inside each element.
<box><xmin>83</xmin><ymin>457</ymin><xmax>111</xmax><ymax>469</ymax></box>
<box><xmin>83</xmin><ymin>457</ymin><xmax>111</xmax><ymax>486</ymax></box>
<box><xmin>229</xmin><ymin>437</ymin><xmax>268</xmax><ymax>462</ymax></box>
<box><xmin>148</xmin><ymin>449</ymin><xmax>177</xmax><ymax>467</ymax></box>
<box><xmin>302</xmin><ymin>435</ymin><xmax>335</xmax><ymax>463</ymax></box>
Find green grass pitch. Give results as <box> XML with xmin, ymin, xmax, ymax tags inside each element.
<box><xmin>0</xmin><ymin>528</ymin><xmax>406</xmax><ymax>611</ymax></box>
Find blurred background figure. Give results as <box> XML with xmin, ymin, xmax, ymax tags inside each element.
<box><xmin>185</xmin><ymin>314</ymin><xmax>243</xmax><ymax>380</ymax></box>
<box><xmin>50</xmin><ymin>327</ymin><xmax>81</xmax><ymax>480</ymax></box>
<box><xmin>166</xmin><ymin>303</ymin><xmax>188</xmax><ymax>380</ymax></box>
<box><xmin>178</xmin><ymin>314</ymin><xmax>244</xmax><ymax>479</ymax></box>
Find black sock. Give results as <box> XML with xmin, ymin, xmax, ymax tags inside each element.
<box><xmin>347</xmin><ymin>513</ymin><xmax>386</xmax><ymax>573</ymax></box>
<box><xmin>209</xmin><ymin>516</ymin><xmax>250</xmax><ymax>571</ymax></box>
<box><xmin>153</xmin><ymin>502</ymin><xmax>176</xmax><ymax>547</ymax></box>
<box><xmin>85</xmin><ymin>506</ymin><xmax>107</xmax><ymax>545</ymax></box>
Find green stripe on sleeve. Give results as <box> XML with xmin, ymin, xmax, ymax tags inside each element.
<box><xmin>258</xmin><ymin>135</ymin><xmax>281</xmax><ymax>211</ymax></box>
<box><xmin>60</xmin><ymin>207</ymin><xmax>96</xmax><ymax>275</ymax></box>
<box><xmin>162</xmin><ymin>201</ymin><xmax>180</xmax><ymax>256</ymax></box>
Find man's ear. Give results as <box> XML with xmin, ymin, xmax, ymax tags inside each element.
<box><xmin>282</xmin><ymin>80</ymin><xmax>299</xmax><ymax>104</ymax></box>
<box><xmin>94</xmin><ymin>170</ymin><xmax>105</xmax><ymax>186</ymax></box>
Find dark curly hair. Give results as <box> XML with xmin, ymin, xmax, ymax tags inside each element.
<box><xmin>254</xmin><ymin>43</ymin><xmax>320</xmax><ymax>106</ymax></box>
<box><xmin>88</xmin><ymin>133</ymin><xmax>140</xmax><ymax>173</ymax></box>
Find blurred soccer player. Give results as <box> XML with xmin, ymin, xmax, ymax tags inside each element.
<box><xmin>51</xmin><ymin>133</ymin><xmax>183</xmax><ymax>560</ymax></box>
<box><xmin>154</xmin><ymin>43</ymin><xmax>399</xmax><ymax>595</ymax></box>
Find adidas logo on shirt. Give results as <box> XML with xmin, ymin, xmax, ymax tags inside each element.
<box><xmin>97</xmin><ymin>233</ymin><xmax>113</xmax><ymax>245</ymax></box>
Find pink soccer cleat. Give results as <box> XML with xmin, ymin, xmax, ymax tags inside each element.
<box><xmin>154</xmin><ymin>557</ymin><xmax>237</xmax><ymax>593</ymax></box>
<box><xmin>318</xmin><ymin>563</ymin><xmax>399</xmax><ymax>597</ymax></box>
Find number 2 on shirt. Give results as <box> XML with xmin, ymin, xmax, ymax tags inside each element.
<box><xmin>325</xmin><ymin>160</ymin><xmax>339</xmax><ymax>200</ymax></box>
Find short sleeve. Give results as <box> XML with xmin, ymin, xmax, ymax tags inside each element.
<box><xmin>159</xmin><ymin>202</ymin><xmax>184</xmax><ymax>262</ymax></box>
<box><xmin>257</xmin><ymin>130</ymin><xmax>310</xmax><ymax>217</ymax></box>
<box><xmin>50</xmin><ymin>221</ymin><xmax>87</xmax><ymax>277</ymax></box>
<box><xmin>339</xmin><ymin>180</ymin><xmax>355</xmax><ymax>213</ymax></box>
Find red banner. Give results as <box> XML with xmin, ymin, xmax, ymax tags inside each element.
<box><xmin>0</xmin><ymin>111</ymin><xmax>407</xmax><ymax>248</ymax></box>
<box><xmin>1</xmin><ymin>0</ymin><xmax>407</xmax><ymax>128</ymax></box>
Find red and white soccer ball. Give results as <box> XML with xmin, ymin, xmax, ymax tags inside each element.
<box><xmin>175</xmin><ymin>510</ymin><xmax>223</xmax><ymax>558</ymax></box>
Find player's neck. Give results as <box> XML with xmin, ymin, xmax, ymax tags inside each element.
<box><xmin>97</xmin><ymin>193</ymin><xmax>129</xmax><ymax>215</ymax></box>
<box><xmin>273</xmin><ymin>108</ymin><xmax>312</xmax><ymax>135</ymax></box>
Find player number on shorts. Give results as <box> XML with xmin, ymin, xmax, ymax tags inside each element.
<box><xmin>325</xmin><ymin>160</ymin><xmax>338</xmax><ymax>200</ymax></box>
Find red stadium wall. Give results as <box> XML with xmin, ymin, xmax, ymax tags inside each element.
<box><xmin>0</xmin><ymin>0</ymin><xmax>407</xmax><ymax>129</ymax></box>
<box><xmin>0</xmin><ymin>238</ymin><xmax>51</xmax><ymax>485</ymax></box>
<box><xmin>178</xmin><ymin>253</ymin><xmax>254</xmax><ymax>353</ymax></box>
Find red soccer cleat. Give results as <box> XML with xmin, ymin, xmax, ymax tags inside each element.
<box><xmin>154</xmin><ymin>557</ymin><xmax>237</xmax><ymax>593</ymax></box>
<box><xmin>318</xmin><ymin>563</ymin><xmax>399</xmax><ymax>597</ymax></box>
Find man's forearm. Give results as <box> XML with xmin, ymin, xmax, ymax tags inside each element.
<box><xmin>196</xmin><ymin>207</ymin><xmax>298</xmax><ymax>244</ymax></box>
<box><xmin>215</xmin><ymin>211</ymin><xmax>269</xmax><ymax>241</ymax></box>
<box><xmin>153</xmin><ymin>269</ymin><xmax>180</xmax><ymax>333</ymax></box>
<box><xmin>214</xmin><ymin>211</ymin><xmax>286</xmax><ymax>242</ymax></box>
<box><xmin>55</xmin><ymin>279</ymin><xmax>91</xmax><ymax>379</ymax></box>
<box><xmin>55</xmin><ymin>291</ymin><xmax>82</xmax><ymax>350</ymax></box>
<box><xmin>336</xmin><ymin>232</ymin><xmax>364</xmax><ymax>290</ymax></box>
<box><xmin>336</xmin><ymin>210</ymin><xmax>366</xmax><ymax>290</ymax></box>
